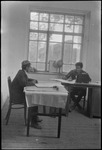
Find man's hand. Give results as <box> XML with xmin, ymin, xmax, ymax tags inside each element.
<box><xmin>33</xmin><ymin>79</ymin><xmax>38</xmax><ymax>84</ymax></box>
<box><xmin>68</xmin><ymin>77</ymin><xmax>73</xmax><ymax>81</ymax></box>
<box><xmin>62</xmin><ymin>76</ymin><xmax>67</xmax><ymax>80</ymax></box>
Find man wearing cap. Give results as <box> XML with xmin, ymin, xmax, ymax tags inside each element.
<box><xmin>11</xmin><ymin>60</ymin><xmax>42</xmax><ymax>129</ymax></box>
<box><xmin>62</xmin><ymin>62</ymin><xmax>91</xmax><ymax>112</ymax></box>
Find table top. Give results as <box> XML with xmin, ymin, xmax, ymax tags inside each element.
<box><xmin>51</xmin><ymin>79</ymin><xmax>101</xmax><ymax>88</ymax></box>
<box><xmin>24</xmin><ymin>82</ymin><xmax>68</xmax><ymax>96</ymax></box>
<box><xmin>24</xmin><ymin>82</ymin><xmax>68</xmax><ymax>108</ymax></box>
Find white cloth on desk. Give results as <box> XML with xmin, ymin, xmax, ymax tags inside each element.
<box><xmin>24</xmin><ymin>85</ymin><xmax>68</xmax><ymax>108</ymax></box>
<box><xmin>25</xmin><ymin>94</ymin><xmax>67</xmax><ymax>108</ymax></box>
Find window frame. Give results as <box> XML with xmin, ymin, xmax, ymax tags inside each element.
<box><xmin>27</xmin><ymin>9</ymin><xmax>86</xmax><ymax>73</ymax></box>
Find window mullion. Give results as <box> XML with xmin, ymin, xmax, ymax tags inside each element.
<box><xmin>45</xmin><ymin>13</ymin><xmax>50</xmax><ymax>71</ymax></box>
<box><xmin>70</xmin><ymin>16</ymin><xmax>75</xmax><ymax>68</ymax></box>
<box><xmin>62</xmin><ymin>15</ymin><xmax>65</xmax><ymax>71</ymax></box>
<box><xmin>36</xmin><ymin>14</ymin><xmax>40</xmax><ymax>69</ymax></box>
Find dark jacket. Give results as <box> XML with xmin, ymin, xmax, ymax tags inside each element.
<box><xmin>11</xmin><ymin>69</ymin><xmax>35</xmax><ymax>104</ymax></box>
<box><xmin>65</xmin><ymin>69</ymin><xmax>91</xmax><ymax>83</ymax></box>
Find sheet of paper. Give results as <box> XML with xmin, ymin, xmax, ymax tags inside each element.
<box><xmin>50</xmin><ymin>78</ymin><xmax>76</xmax><ymax>84</ymax></box>
<box><xmin>89</xmin><ymin>82</ymin><xmax>101</xmax><ymax>86</ymax></box>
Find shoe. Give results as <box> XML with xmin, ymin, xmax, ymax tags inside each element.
<box><xmin>31</xmin><ymin>123</ymin><xmax>42</xmax><ymax>129</ymax></box>
<box><xmin>69</xmin><ymin>108</ymin><xmax>71</xmax><ymax>112</ymax></box>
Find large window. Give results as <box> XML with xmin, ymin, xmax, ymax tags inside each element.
<box><xmin>28</xmin><ymin>11</ymin><xmax>84</xmax><ymax>72</ymax></box>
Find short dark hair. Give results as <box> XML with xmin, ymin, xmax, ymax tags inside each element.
<box><xmin>75</xmin><ymin>62</ymin><xmax>83</xmax><ymax>68</ymax></box>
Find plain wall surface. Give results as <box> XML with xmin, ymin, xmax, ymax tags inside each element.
<box><xmin>1</xmin><ymin>1</ymin><xmax>101</xmax><ymax>107</ymax></box>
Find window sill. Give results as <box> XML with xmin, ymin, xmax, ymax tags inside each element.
<box><xmin>28</xmin><ymin>71</ymin><xmax>65</xmax><ymax>76</ymax></box>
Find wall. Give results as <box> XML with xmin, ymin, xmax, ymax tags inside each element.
<box><xmin>1</xmin><ymin>1</ymin><xmax>101</xmax><ymax>107</ymax></box>
<box><xmin>85</xmin><ymin>2</ymin><xmax>101</xmax><ymax>82</ymax></box>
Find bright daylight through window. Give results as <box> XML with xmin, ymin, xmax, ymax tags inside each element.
<box><xmin>28</xmin><ymin>11</ymin><xmax>84</xmax><ymax>72</ymax></box>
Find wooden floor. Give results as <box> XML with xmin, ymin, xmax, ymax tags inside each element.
<box><xmin>2</xmin><ymin>100</ymin><xmax>101</xmax><ymax>149</ymax></box>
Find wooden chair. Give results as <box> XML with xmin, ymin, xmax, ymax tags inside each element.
<box><xmin>81</xmin><ymin>95</ymin><xmax>86</xmax><ymax>110</ymax></box>
<box><xmin>5</xmin><ymin>76</ymin><xmax>26</xmax><ymax>125</ymax></box>
<box><xmin>73</xmin><ymin>95</ymin><xmax>86</xmax><ymax>110</ymax></box>
<box><xmin>82</xmin><ymin>88</ymin><xmax>89</xmax><ymax>110</ymax></box>
<box><xmin>69</xmin><ymin>94</ymin><xmax>86</xmax><ymax>110</ymax></box>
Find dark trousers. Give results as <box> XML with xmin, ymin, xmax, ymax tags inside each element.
<box><xmin>70</xmin><ymin>87</ymin><xmax>86</xmax><ymax>106</ymax></box>
<box><xmin>30</xmin><ymin>106</ymin><xmax>38</xmax><ymax>123</ymax></box>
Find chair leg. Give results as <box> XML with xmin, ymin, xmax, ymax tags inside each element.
<box><xmin>5</xmin><ymin>105</ymin><xmax>11</xmax><ymax>125</ymax></box>
<box><xmin>5</xmin><ymin>104</ymin><xmax>10</xmax><ymax>120</ymax></box>
<box><xmin>24</xmin><ymin>105</ymin><xmax>27</xmax><ymax>126</ymax></box>
<box><xmin>5</xmin><ymin>110</ymin><xmax>9</xmax><ymax>120</ymax></box>
<box><xmin>83</xmin><ymin>98</ymin><xmax>86</xmax><ymax>110</ymax></box>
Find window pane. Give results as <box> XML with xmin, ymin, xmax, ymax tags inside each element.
<box><xmin>64</xmin><ymin>35</ymin><xmax>73</xmax><ymax>43</ymax></box>
<box><xmin>30</xmin><ymin>22</ymin><xmax>38</xmax><ymax>30</ymax></box>
<box><xmin>65</xmin><ymin>16</ymin><xmax>74</xmax><ymax>24</ymax></box>
<box><xmin>63</xmin><ymin>44</ymin><xmax>73</xmax><ymax>64</ymax></box>
<box><xmin>63</xmin><ymin>64</ymin><xmax>75</xmax><ymax>72</ymax></box>
<box><xmin>38</xmin><ymin>42</ymin><xmax>46</xmax><ymax>62</ymax></box>
<box><xmin>39</xmin><ymin>22</ymin><xmax>48</xmax><ymax>30</ymax></box>
<box><xmin>49</xmin><ymin>23</ymin><xmax>63</xmax><ymax>32</ymax></box>
<box><xmin>39</xmin><ymin>33</ymin><xmax>47</xmax><ymax>41</ymax></box>
<box><xmin>29</xmin><ymin>41</ymin><xmax>37</xmax><ymax>62</ymax></box>
<box><xmin>63</xmin><ymin>65</ymin><xmax>70</xmax><ymax>72</ymax></box>
<box><xmin>74</xmin><ymin>25</ymin><xmax>82</xmax><ymax>33</ymax></box>
<box><xmin>49</xmin><ymin>34</ymin><xmax>62</xmax><ymax>42</ymax></box>
<box><xmin>30</xmin><ymin>12</ymin><xmax>39</xmax><ymax>21</ymax></box>
<box><xmin>47</xmin><ymin>63</ymin><xmax>49</xmax><ymax>71</ymax></box>
<box><xmin>75</xmin><ymin>16</ymin><xmax>83</xmax><ymax>24</ymax></box>
<box><xmin>39</xmin><ymin>13</ymin><xmax>49</xmax><ymax>22</ymax></box>
<box><xmin>50</xmin><ymin>14</ymin><xmax>64</xmax><ymax>23</ymax></box>
<box><xmin>73</xmin><ymin>44</ymin><xmax>81</xmax><ymax>62</ymax></box>
<box><xmin>65</xmin><ymin>24</ymin><xmax>73</xmax><ymax>33</ymax></box>
<box><xmin>48</xmin><ymin>42</ymin><xmax>62</xmax><ymax>61</ymax></box>
<box><xmin>72</xmin><ymin>49</ymin><xmax>78</xmax><ymax>63</ymax></box>
<box><xmin>30</xmin><ymin>62</ymin><xmax>37</xmax><ymax>68</ymax></box>
<box><xmin>29</xmin><ymin>32</ymin><xmax>38</xmax><ymax>40</ymax></box>
<box><xmin>73</xmin><ymin>36</ymin><xmax>82</xmax><ymax>43</ymax></box>
<box><xmin>37</xmin><ymin>63</ymin><xmax>45</xmax><ymax>71</ymax></box>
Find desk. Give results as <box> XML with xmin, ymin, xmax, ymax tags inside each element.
<box><xmin>24</xmin><ymin>83</ymin><xmax>68</xmax><ymax>138</ymax></box>
<box><xmin>59</xmin><ymin>79</ymin><xmax>101</xmax><ymax>118</ymax></box>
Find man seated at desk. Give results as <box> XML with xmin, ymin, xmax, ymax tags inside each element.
<box><xmin>11</xmin><ymin>60</ymin><xmax>42</xmax><ymax>129</ymax></box>
<box><xmin>62</xmin><ymin>62</ymin><xmax>91</xmax><ymax>112</ymax></box>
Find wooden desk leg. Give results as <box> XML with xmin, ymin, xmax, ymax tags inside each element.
<box><xmin>87</xmin><ymin>88</ymin><xmax>93</xmax><ymax>118</ymax></box>
<box><xmin>65</xmin><ymin>93</ymin><xmax>70</xmax><ymax>117</ymax></box>
<box><xmin>43</xmin><ymin>106</ymin><xmax>46</xmax><ymax>114</ymax></box>
<box><xmin>57</xmin><ymin>108</ymin><xmax>62</xmax><ymax>138</ymax></box>
<box><xmin>27</xmin><ymin>107</ymin><xmax>30</xmax><ymax>137</ymax></box>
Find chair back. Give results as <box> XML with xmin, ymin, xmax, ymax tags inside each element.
<box><xmin>8</xmin><ymin>76</ymin><xmax>12</xmax><ymax>98</ymax></box>
<box><xmin>7</xmin><ymin>76</ymin><xmax>25</xmax><ymax>105</ymax></box>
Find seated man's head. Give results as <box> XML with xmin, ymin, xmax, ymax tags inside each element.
<box><xmin>22</xmin><ymin>60</ymin><xmax>31</xmax><ymax>72</ymax></box>
<box><xmin>75</xmin><ymin>62</ymin><xmax>83</xmax><ymax>73</ymax></box>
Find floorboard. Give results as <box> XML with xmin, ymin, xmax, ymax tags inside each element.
<box><xmin>1</xmin><ymin>100</ymin><xmax>101</xmax><ymax>149</ymax></box>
